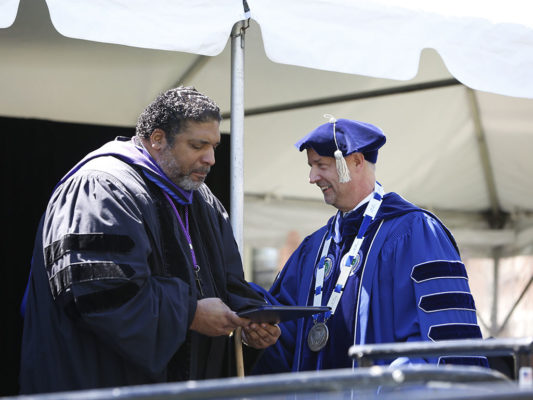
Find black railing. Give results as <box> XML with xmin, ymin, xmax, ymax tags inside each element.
<box><xmin>8</xmin><ymin>338</ymin><xmax>533</xmax><ymax>400</ymax></box>
<box><xmin>6</xmin><ymin>365</ymin><xmax>517</xmax><ymax>400</ymax></box>
<box><xmin>349</xmin><ymin>337</ymin><xmax>533</xmax><ymax>375</ymax></box>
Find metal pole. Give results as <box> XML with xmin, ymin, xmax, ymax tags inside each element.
<box><xmin>490</xmin><ymin>247</ymin><xmax>501</xmax><ymax>337</ymax></box>
<box><xmin>466</xmin><ymin>88</ymin><xmax>504</xmax><ymax>228</ymax></box>
<box><xmin>173</xmin><ymin>55</ymin><xmax>209</xmax><ymax>87</ymax></box>
<box><xmin>230</xmin><ymin>20</ymin><xmax>247</xmax><ymax>254</ymax></box>
<box><xmin>221</xmin><ymin>78</ymin><xmax>461</xmax><ymax>119</ymax></box>
<box><xmin>497</xmin><ymin>274</ymin><xmax>533</xmax><ymax>336</ymax></box>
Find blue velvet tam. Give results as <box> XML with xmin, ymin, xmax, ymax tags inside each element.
<box><xmin>295</xmin><ymin>118</ymin><xmax>386</xmax><ymax>163</ymax></box>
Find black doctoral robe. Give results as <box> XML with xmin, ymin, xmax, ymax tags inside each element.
<box><xmin>20</xmin><ymin>138</ymin><xmax>264</xmax><ymax>393</ymax></box>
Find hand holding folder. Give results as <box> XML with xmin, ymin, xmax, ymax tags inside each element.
<box><xmin>238</xmin><ymin>305</ymin><xmax>330</xmax><ymax>324</ymax></box>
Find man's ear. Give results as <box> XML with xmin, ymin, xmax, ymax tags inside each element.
<box><xmin>149</xmin><ymin>129</ymin><xmax>166</xmax><ymax>150</ymax></box>
<box><xmin>348</xmin><ymin>152</ymin><xmax>365</xmax><ymax>168</ymax></box>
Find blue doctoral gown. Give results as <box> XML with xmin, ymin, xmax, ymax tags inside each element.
<box><xmin>252</xmin><ymin>192</ymin><xmax>485</xmax><ymax>373</ymax></box>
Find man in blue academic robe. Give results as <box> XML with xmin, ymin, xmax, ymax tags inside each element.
<box><xmin>252</xmin><ymin>117</ymin><xmax>486</xmax><ymax>373</ymax></box>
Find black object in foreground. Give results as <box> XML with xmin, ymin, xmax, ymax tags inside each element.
<box><xmin>238</xmin><ymin>305</ymin><xmax>330</xmax><ymax>324</ymax></box>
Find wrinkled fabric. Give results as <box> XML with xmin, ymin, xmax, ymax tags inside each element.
<box><xmin>20</xmin><ymin>139</ymin><xmax>264</xmax><ymax>394</ymax></box>
<box><xmin>252</xmin><ymin>192</ymin><xmax>485</xmax><ymax>373</ymax></box>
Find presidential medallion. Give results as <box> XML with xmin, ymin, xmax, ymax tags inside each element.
<box><xmin>307</xmin><ymin>322</ymin><xmax>329</xmax><ymax>352</ymax></box>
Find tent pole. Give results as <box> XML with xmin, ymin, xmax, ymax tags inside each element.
<box><xmin>496</xmin><ymin>274</ymin><xmax>533</xmax><ymax>336</ymax></box>
<box><xmin>221</xmin><ymin>78</ymin><xmax>461</xmax><ymax>119</ymax></box>
<box><xmin>489</xmin><ymin>247</ymin><xmax>501</xmax><ymax>337</ymax></box>
<box><xmin>230</xmin><ymin>20</ymin><xmax>247</xmax><ymax>255</ymax></box>
<box><xmin>173</xmin><ymin>55</ymin><xmax>209</xmax><ymax>87</ymax></box>
<box><xmin>466</xmin><ymin>89</ymin><xmax>505</xmax><ymax>228</ymax></box>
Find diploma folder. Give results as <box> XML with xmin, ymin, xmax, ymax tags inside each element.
<box><xmin>238</xmin><ymin>305</ymin><xmax>330</xmax><ymax>324</ymax></box>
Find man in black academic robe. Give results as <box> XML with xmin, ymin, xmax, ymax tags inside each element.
<box><xmin>19</xmin><ymin>87</ymin><xmax>280</xmax><ymax>393</ymax></box>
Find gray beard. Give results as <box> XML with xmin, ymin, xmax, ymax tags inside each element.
<box><xmin>157</xmin><ymin>148</ymin><xmax>207</xmax><ymax>191</ymax></box>
<box><xmin>174</xmin><ymin>175</ymin><xmax>202</xmax><ymax>191</ymax></box>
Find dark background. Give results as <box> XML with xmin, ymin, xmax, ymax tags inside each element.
<box><xmin>0</xmin><ymin>116</ymin><xmax>230</xmax><ymax>396</ymax></box>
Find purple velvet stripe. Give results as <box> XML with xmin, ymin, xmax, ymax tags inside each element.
<box><xmin>54</xmin><ymin>139</ymin><xmax>193</xmax><ymax>205</ymax></box>
<box><xmin>419</xmin><ymin>292</ymin><xmax>475</xmax><ymax>312</ymax></box>
<box><xmin>411</xmin><ymin>261</ymin><xmax>467</xmax><ymax>283</ymax></box>
<box><xmin>428</xmin><ymin>324</ymin><xmax>482</xmax><ymax>341</ymax></box>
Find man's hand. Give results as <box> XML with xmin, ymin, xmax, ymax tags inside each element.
<box><xmin>242</xmin><ymin>322</ymin><xmax>281</xmax><ymax>349</ymax></box>
<box><xmin>190</xmin><ymin>298</ymin><xmax>247</xmax><ymax>337</ymax></box>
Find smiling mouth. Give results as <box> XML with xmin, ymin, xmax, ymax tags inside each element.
<box><xmin>320</xmin><ymin>185</ymin><xmax>332</xmax><ymax>193</ymax></box>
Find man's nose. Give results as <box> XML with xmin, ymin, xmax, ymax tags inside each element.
<box><xmin>309</xmin><ymin>169</ymin><xmax>319</xmax><ymax>184</ymax></box>
<box><xmin>202</xmin><ymin>147</ymin><xmax>215</xmax><ymax>166</ymax></box>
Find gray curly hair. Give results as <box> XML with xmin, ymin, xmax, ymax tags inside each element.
<box><xmin>136</xmin><ymin>86</ymin><xmax>221</xmax><ymax>145</ymax></box>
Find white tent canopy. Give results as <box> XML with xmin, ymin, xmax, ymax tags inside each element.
<box><xmin>23</xmin><ymin>0</ymin><xmax>533</xmax><ymax>99</ymax></box>
<box><xmin>1</xmin><ymin>0</ymin><xmax>533</xmax><ymax>260</ymax></box>
<box><xmin>0</xmin><ymin>0</ymin><xmax>18</xmax><ymax>28</ymax></box>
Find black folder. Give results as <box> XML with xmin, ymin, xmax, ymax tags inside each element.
<box><xmin>238</xmin><ymin>305</ymin><xmax>330</xmax><ymax>324</ymax></box>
